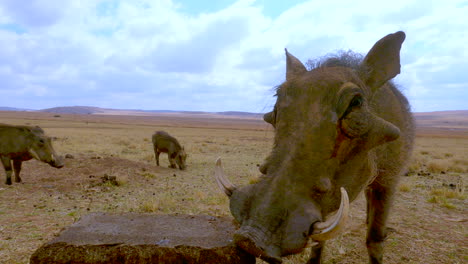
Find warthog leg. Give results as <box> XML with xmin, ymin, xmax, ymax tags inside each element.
<box><xmin>154</xmin><ymin>149</ymin><xmax>161</xmax><ymax>166</ymax></box>
<box><xmin>13</xmin><ymin>160</ymin><xmax>22</xmax><ymax>183</ymax></box>
<box><xmin>168</xmin><ymin>152</ymin><xmax>177</xmax><ymax>169</ymax></box>
<box><xmin>1</xmin><ymin>157</ymin><xmax>13</xmax><ymax>185</ymax></box>
<box><xmin>365</xmin><ymin>182</ymin><xmax>396</xmax><ymax>264</ymax></box>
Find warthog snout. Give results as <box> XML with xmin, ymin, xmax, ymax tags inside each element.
<box><xmin>234</xmin><ymin>227</ymin><xmax>282</xmax><ymax>264</ymax></box>
<box><xmin>51</xmin><ymin>156</ymin><xmax>65</xmax><ymax>168</ymax></box>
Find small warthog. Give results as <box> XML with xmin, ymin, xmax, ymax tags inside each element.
<box><xmin>0</xmin><ymin>124</ymin><xmax>64</xmax><ymax>185</ymax></box>
<box><xmin>152</xmin><ymin>131</ymin><xmax>187</xmax><ymax>170</ymax></box>
<box><xmin>215</xmin><ymin>31</ymin><xmax>414</xmax><ymax>264</ymax></box>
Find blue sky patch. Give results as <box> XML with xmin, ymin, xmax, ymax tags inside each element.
<box><xmin>0</xmin><ymin>23</ymin><xmax>26</xmax><ymax>34</ymax></box>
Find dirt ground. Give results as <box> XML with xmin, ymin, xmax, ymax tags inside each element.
<box><xmin>0</xmin><ymin>111</ymin><xmax>466</xmax><ymax>264</ymax></box>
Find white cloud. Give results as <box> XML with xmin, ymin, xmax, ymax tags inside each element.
<box><xmin>0</xmin><ymin>0</ymin><xmax>466</xmax><ymax>112</ymax></box>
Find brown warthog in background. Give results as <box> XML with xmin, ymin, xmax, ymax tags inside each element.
<box><xmin>0</xmin><ymin>124</ymin><xmax>64</xmax><ymax>185</ymax></box>
<box><xmin>215</xmin><ymin>31</ymin><xmax>414</xmax><ymax>264</ymax></box>
<box><xmin>152</xmin><ymin>131</ymin><xmax>187</xmax><ymax>170</ymax></box>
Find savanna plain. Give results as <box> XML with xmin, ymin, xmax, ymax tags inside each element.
<box><xmin>0</xmin><ymin>110</ymin><xmax>466</xmax><ymax>264</ymax></box>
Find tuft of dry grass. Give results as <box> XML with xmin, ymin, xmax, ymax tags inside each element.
<box><xmin>426</xmin><ymin>182</ymin><xmax>466</xmax><ymax>210</ymax></box>
<box><xmin>430</xmin><ymin>187</ymin><xmax>465</xmax><ymax>200</ymax></box>
<box><xmin>137</xmin><ymin>198</ymin><xmax>161</xmax><ymax>213</ymax></box>
<box><xmin>427</xmin><ymin>196</ymin><xmax>456</xmax><ymax>209</ymax></box>
<box><xmin>427</xmin><ymin>160</ymin><xmax>450</xmax><ymax>173</ymax></box>
<box><xmin>399</xmin><ymin>183</ymin><xmax>411</xmax><ymax>192</ymax></box>
<box><xmin>408</xmin><ymin>137</ymin><xmax>468</xmax><ymax>176</ymax></box>
<box><xmin>139</xmin><ymin>171</ymin><xmax>156</xmax><ymax>178</ymax></box>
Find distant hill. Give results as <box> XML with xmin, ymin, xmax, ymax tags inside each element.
<box><xmin>0</xmin><ymin>106</ymin><xmax>31</xmax><ymax>111</ymax></box>
<box><xmin>39</xmin><ymin>106</ymin><xmax>108</xmax><ymax>115</ymax></box>
<box><xmin>31</xmin><ymin>106</ymin><xmax>263</xmax><ymax>118</ymax></box>
<box><xmin>412</xmin><ymin>110</ymin><xmax>468</xmax><ymax>137</ymax></box>
<box><xmin>413</xmin><ymin>110</ymin><xmax>468</xmax><ymax>118</ymax></box>
<box><xmin>217</xmin><ymin>111</ymin><xmax>263</xmax><ymax>118</ymax></box>
<box><xmin>413</xmin><ymin>110</ymin><xmax>468</xmax><ymax>127</ymax></box>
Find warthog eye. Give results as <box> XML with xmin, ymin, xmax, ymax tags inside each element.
<box><xmin>343</xmin><ymin>94</ymin><xmax>363</xmax><ymax>118</ymax></box>
<box><xmin>349</xmin><ymin>95</ymin><xmax>363</xmax><ymax>108</ymax></box>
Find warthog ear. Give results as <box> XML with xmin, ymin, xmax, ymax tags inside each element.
<box><xmin>360</xmin><ymin>31</ymin><xmax>406</xmax><ymax>91</ymax></box>
<box><xmin>285</xmin><ymin>48</ymin><xmax>307</xmax><ymax>81</ymax></box>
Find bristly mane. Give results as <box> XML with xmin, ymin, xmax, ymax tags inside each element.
<box><xmin>305</xmin><ymin>50</ymin><xmax>364</xmax><ymax>70</ymax></box>
<box><xmin>275</xmin><ymin>50</ymin><xmax>411</xmax><ymax>111</ymax></box>
<box><xmin>274</xmin><ymin>50</ymin><xmax>365</xmax><ymax>94</ymax></box>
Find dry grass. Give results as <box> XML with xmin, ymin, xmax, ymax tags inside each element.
<box><xmin>0</xmin><ymin>111</ymin><xmax>466</xmax><ymax>264</ymax></box>
<box><xmin>398</xmin><ymin>183</ymin><xmax>412</xmax><ymax>192</ymax></box>
<box><xmin>408</xmin><ymin>136</ymin><xmax>468</xmax><ymax>175</ymax></box>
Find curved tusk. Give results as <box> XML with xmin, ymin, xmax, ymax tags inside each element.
<box><xmin>310</xmin><ymin>187</ymin><xmax>350</xmax><ymax>241</ymax></box>
<box><xmin>214</xmin><ymin>157</ymin><xmax>236</xmax><ymax>197</ymax></box>
<box><xmin>28</xmin><ymin>148</ymin><xmax>40</xmax><ymax>160</ymax></box>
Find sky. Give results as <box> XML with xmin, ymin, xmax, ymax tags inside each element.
<box><xmin>0</xmin><ymin>0</ymin><xmax>466</xmax><ymax>113</ymax></box>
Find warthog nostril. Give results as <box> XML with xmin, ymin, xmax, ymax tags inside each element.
<box><xmin>52</xmin><ymin>156</ymin><xmax>65</xmax><ymax>168</ymax></box>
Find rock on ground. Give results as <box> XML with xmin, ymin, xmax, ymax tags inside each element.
<box><xmin>30</xmin><ymin>212</ymin><xmax>255</xmax><ymax>264</ymax></box>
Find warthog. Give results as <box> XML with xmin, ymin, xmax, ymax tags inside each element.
<box><xmin>152</xmin><ymin>131</ymin><xmax>187</xmax><ymax>170</ymax></box>
<box><xmin>0</xmin><ymin>124</ymin><xmax>64</xmax><ymax>185</ymax></box>
<box><xmin>215</xmin><ymin>31</ymin><xmax>414</xmax><ymax>264</ymax></box>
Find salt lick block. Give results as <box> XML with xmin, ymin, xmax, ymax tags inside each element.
<box><xmin>30</xmin><ymin>212</ymin><xmax>255</xmax><ymax>264</ymax></box>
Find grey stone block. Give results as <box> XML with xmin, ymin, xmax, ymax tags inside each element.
<box><xmin>30</xmin><ymin>212</ymin><xmax>255</xmax><ymax>264</ymax></box>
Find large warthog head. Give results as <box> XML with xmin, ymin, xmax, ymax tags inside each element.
<box><xmin>28</xmin><ymin>127</ymin><xmax>64</xmax><ymax>168</ymax></box>
<box><xmin>215</xmin><ymin>32</ymin><xmax>405</xmax><ymax>263</ymax></box>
